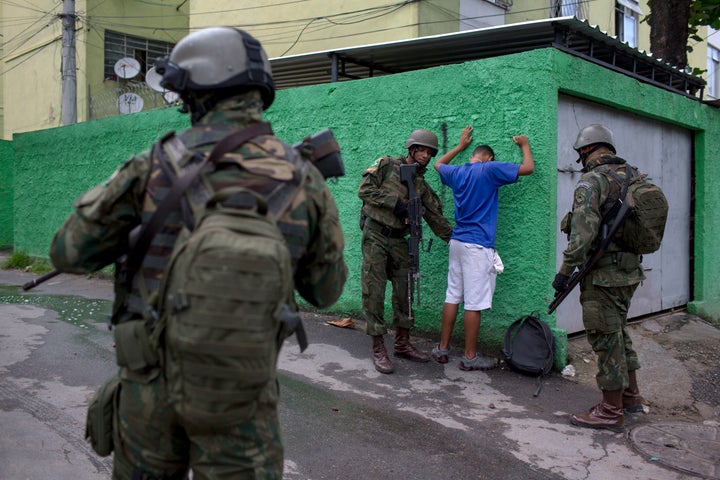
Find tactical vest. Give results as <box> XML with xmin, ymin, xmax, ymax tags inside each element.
<box><xmin>112</xmin><ymin>125</ymin><xmax>308</xmax><ymax>325</ymax></box>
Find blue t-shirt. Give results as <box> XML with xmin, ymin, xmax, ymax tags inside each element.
<box><xmin>438</xmin><ymin>161</ymin><xmax>520</xmax><ymax>247</ymax></box>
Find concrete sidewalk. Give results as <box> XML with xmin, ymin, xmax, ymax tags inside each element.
<box><xmin>1</xmin><ymin>265</ymin><xmax>719</xmax><ymax>479</ymax></box>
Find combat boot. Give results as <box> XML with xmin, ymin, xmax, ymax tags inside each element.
<box><xmin>372</xmin><ymin>336</ymin><xmax>394</xmax><ymax>374</ymax></box>
<box><xmin>623</xmin><ymin>369</ymin><xmax>645</xmax><ymax>413</ymax></box>
<box><xmin>570</xmin><ymin>389</ymin><xmax>625</xmax><ymax>433</ymax></box>
<box><xmin>394</xmin><ymin>327</ymin><xmax>430</xmax><ymax>362</ymax></box>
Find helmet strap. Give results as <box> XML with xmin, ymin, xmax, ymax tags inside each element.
<box><xmin>576</xmin><ymin>143</ymin><xmax>604</xmax><ymax>164</ymax></box>
<box><xmin>183</xmin><ymin>93</ymin><xmax>217</xmax><ymax>124</ymax></box>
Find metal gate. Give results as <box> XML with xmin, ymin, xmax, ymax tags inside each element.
<box><xmin>555</xmin><ymin>95</ymin><xmax>692</xmax><ymax>334</ymax></box>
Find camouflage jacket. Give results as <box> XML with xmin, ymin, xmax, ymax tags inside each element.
<box><xmin>357</xmin><ymin>155</ymin><xmax>452</xmax><ymax>242</ymax></box>
<box><xmin>559</xmin><ymin>151</ymin><xmax>644</xmax><ymax>286</ymax></box>
<box><xmin>50</xmin><ymin>92</ymin><xmax>348</xmax><ymax>313</ymax></box>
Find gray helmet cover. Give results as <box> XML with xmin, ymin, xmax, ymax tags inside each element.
<box><xmin>155</xmin><ymin>27</ymin><xmax>275</xmax><ymax>109</ymax></box>
<box><xmin>404</xmin><ymin>129</ymin><xmax>439</xmax><ymax>153</ymax></box>
<box><xmin>573</xmin><ymin>124</ymin><xmax>616</xmax><ymax>152</ymax></box>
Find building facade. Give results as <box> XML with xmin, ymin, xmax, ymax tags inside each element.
<box><xmin>0</xmin><ymin>1</ymin><xmax>714</xmax><ymax>139</ymax></box>
<box><xmin>0</xmin><ymin>0</ymin><xmax>187</xmax><ymax>139</ymax></box>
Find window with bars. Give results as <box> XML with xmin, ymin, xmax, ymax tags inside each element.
<box><xmin>104</xmin><ymin>30</ymin><xmax>175</xmax><ymax>81</ymax></box>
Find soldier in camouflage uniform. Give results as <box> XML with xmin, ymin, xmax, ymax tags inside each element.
<box><xmin>553</xmin><ymin>124</ymin><xmax>645</xmax><ymax>433</ymax></box>
<box><xmin>358</xmin><ymin>129</ymin><xmax>452</xmax><ymax>374</ymax></box>
<box><xmin>50</xmin><ymin>27</ymin><xmax>347</xmax><ymax>479</ymax></box>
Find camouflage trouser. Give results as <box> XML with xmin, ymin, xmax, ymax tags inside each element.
<box><xmin>112</xmin><ymin>367</ymin><xmax>283</xmax><ymax>480</ymax></box>
<box><xmin>361</xmin><ymin>226</ymin><xmax>412</xmax><ymax>336</ymax></box>
<box><xmin>579</xmin><ymin>278</ymin><xmax>640</xmax><ymax>391</ymax></box>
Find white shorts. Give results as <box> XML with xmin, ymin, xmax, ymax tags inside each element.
<box><xmin>445</xmin><ymin>239</ymin><xmax>503</xmax><ymax>311</ymax></box>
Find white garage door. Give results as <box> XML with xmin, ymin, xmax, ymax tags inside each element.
<box><xmin>556</xmin><ymin>95</ymin><xmax>692</xmax><ymax>334</ymax></box>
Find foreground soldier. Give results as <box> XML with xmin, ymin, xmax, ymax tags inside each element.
<box><xmin>50</xmin><ymin>27</ymin><xmax>347</xmax><ymax>479</ymax></box>
<box><xmin>553</xmin><ymin>124</ymin><xmax>644</xmax><ymax>432</ymax></box>
<box><xmin>358</xmin><ymin>129</ymin><xmax>452</xmax><ymax>374</ymax></box>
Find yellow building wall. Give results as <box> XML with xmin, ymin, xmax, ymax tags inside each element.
<box><xmin>2</xmin><ymin>0</ymin><xmax>71</xmax><ymax>138</ymax></box>
<box><xmin>188</xmin><ymin>0</ymin><xmax>444</xmax><ymax>58</ymax></box>
<box><xmin>0</xmin><ymin>1</ymin><xmax>4</xmax><ymax>136</ymax></box>
<box><xmin>1</xmin><ymin>1</ymin><xmax>708</xmax><ymax>139</ymax></box>
<box><xmin>507</xmin><ymin>1</ymin><xmax>708</xmax><ymax>76</ymax></box>
<box><xmin>1</xmin><ymin>0</ymin><xmax>188</xmax><ymax>139</ymax></box>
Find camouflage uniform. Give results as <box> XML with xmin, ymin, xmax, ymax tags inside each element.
<box><xmin>358</xmin><ymin>156</ymin><xmax>452</xmax><ymax>336</ymax></box>
<box><xmin>559</xmin><ymin>152</ymin><xmax>644</xmax><ymax>391</ymax></box>
<box><xmin>50</xmin><ymin>92</ymin><xmax>347</xmax><ymax>479</ymax></box>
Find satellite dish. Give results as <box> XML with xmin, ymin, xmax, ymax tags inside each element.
<box><xmin>145</xmin><ymin>67</ymin><xmax>165</xmax><ymax>92</ymax></box>
<box><xmin>114</xmin><ymin>57</ymin><xmax>141</xmax><ymax>79</ymax></box>
<box><xmin>117</xmin><ymin>92</ymin><xmax>144</xmax><ymax>114</ymax></box>
<box><xmin>163</xmin><ymin>91</ymin><xmax>180</xmax><ymax>104</ymax></box>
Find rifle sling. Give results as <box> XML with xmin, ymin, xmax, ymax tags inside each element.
<box><xmin>124</xmin><ymin>122</ymin><xmax>274</xmax><ymax>289</ymax></box>
<box><xmin>548</xmin><ymin>169</ymin><xmax>634</xmax><ymax>314</ymax></box>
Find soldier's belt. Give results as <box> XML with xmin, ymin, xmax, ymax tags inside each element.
<box><xmin>594</xmin><ymin>252</ymin><xmax>642</xmax><ymax>269</ymax></box>
<box><xmin>365</xmin><ymin>217</ymin><xmax>407</xmax><ymax>239</ymax></box>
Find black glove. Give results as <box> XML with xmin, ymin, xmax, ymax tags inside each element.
<box><xmin>393</xmin><ymin>199</ymin><xmax>408</xmax><ymax>220</ymax></box>
<box><xmin>552</xmin><ymin>273</ymin><xmax>570</xmax><ymax>293</ymax></box>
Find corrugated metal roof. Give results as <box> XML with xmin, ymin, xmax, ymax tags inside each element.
<box><xmin>269</xmin><ymin>17</ymin><xmax>706</xmax><ymax>101</ymax></box>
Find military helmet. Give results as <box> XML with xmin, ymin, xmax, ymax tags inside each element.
<box><xmin>155</xmin><ymin>27</ymin><xmax>275</xmax><ymax>109</ymax></box>
<box><xmin>573</xmin><ymin>124</ymin><xmax>616</xmax><ymax>152</ymax></box>
<box><xmin>404</xmin><ymin>129</ymin><xmax>439</xmax><ymax>153</ymax></box>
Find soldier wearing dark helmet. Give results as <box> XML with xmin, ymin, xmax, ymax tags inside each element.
<box><xmin>553</xmin><ymin>124</ymin><xmax>645</xmax><ymax>433</ymax></box>
<box><xmin>358</xmin><ymin>129</ymin><xmax>452</xmax><ymax>374</ymax></box>
<box><xmin>50</xmin><ymin>27</ymin><xmax>347</xmax><ymax>479</ymax></box>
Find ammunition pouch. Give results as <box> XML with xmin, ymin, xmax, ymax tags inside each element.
<box><xmin>85</xmin><ymin>374</ymin><xmax>121</xmax><ymax>457</ymax></box>
<box><xmin>114</xmin><ymin>320</ymin><xmax>160</xmax><ymax>372</ymax></box>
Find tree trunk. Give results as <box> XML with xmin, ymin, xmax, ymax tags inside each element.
<box><xmin>648</xmin><ymin>0</ymin><xmax>691</xmax><ymax>68</ymax></box>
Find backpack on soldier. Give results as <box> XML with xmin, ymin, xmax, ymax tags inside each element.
<box><xmin>502</xmin><ymin>314</ymin><xmax>554</xmax><ymax>396</ymax></box>
<box><xmin>127</xmin><ymin>123</ymin><xmax>307</xmax><ymax>430</ymax></box>
<box><xmin>159</xmin><ymin>185</ymin><xmax>305</xmax><ymax>430</ymax></box>
<box><xmin>612</xmin><ymin>167</ymin><xmax>668</xmax><ymax>254</ymax></box>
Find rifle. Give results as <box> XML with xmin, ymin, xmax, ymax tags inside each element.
<box><xmin>22</xmin><ymin>270</ymin><xmax>62</xmax><ymax>291</ymax></box>
<box><xmin>23</xmin><ymin>128</ymin><xmax>346</xmax><ymax>292</ymax></box>
<box><xmin>400</xmin><ymin>163</ymin><xmax>424</xmax><ymax>319</ymax></box>
<box><xmin>548</xmin><ymin>194</ymin><xmax>631</xmax><ymax>314</ymax></box>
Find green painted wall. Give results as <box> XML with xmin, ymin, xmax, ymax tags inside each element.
<box><xmin>0</xmin><ymin>140</ymin><xmax>12</xmax><ymax>247</ymax></box>
<box><xmin>9</xmin><ymin>48</ymin><xmax>720</xmax><ymax>367</ymax></box>
<box><xmin>13</xmin><ymin>109</ymin><xmax>189</xmax><ymax>256</ymax></box>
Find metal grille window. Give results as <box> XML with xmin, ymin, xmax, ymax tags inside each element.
<box><xmin>104</xmin><ymin>30</ymin><xmax>174</xmax><ymax>81</ymax></box>
<box><xmin>551</xmin><ymin>0</ymin><xmax>588</xmax><ymax>19</ymax></box>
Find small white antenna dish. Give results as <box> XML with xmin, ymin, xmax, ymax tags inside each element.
<box><xmin>117</xmin><ymin>92</ymin><xmax>144</xmax><ymax>114</ymax></box>
<box><xmin>163</xmin><ymin>91</ymin><xmax>180</xmax><ymax>104</ymax></box>
<box><xmin>114</xmin><ymin>57</ymin><xmax>141</xmax><ymax>79</ymax></box>
<box><xmin>145</xmin><ymin>67</ymin><xmax>165</xmax><ymax>92</ymax></box>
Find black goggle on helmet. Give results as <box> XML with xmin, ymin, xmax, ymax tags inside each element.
<box><xmin>155</xmin><ymin>27</ymin><xmax>275</xmax><ymax>110</ymax></box>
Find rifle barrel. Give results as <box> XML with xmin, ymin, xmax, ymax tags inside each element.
<box><xmin>22</xmin><ymin>269</ymin><xmax>62</xmax><ymax>291</ymax></box>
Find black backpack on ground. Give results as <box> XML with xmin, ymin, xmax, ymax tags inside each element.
<box><xmin>502</xmin><ymin>313</ymin><xmax>554</xmax><ymax>396</ymax></box>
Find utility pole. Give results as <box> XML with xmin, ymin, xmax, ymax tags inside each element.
<box><xmin>60</xmin><ymin>0</ymin><xmax>77</xmax><ymax>125</ymax></box>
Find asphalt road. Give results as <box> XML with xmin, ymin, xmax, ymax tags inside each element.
<box><xmin>0</xmin><ymin>268</ymin><xmax>711</xmax><ymax>480</ymax></box>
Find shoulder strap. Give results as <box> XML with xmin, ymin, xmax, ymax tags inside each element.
<box><xmin>125</xmin><ymin>122</ymin><xmax>274</xmax><ymax>286</ymax></box>
<box><xmin>600</xmin><ymin>164</ymin><xmax>635</xmax><ymax>230</ymax></box>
